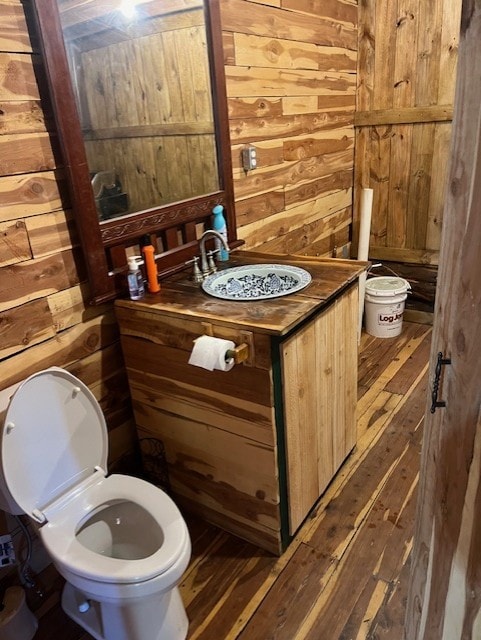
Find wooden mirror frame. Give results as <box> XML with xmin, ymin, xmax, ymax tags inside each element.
<box><xmin>32</xmin><ymin>0</ymin><xmax>237</xmax><ymax>304</ymax></box>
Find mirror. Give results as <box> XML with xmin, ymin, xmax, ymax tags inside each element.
<box><xmin>60</xmin><ymin>0</ymin><xmax>219</xmax><ymax>220</ymax></box>
<box><xmin>32</xmin><ymin>0</ymin><xmax>236</xmax><ymax>302</ymax></box>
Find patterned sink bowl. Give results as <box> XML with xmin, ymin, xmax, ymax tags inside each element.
<box><xmin>201</xmin><ymin>264</ymin><xmax>312</xmax><ymax>301</ymax></box>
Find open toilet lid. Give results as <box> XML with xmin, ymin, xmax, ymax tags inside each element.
<box><xmin>2</xmin><ymin>367</ymin><xmax>108</xmax><ymax>519</ymax></box>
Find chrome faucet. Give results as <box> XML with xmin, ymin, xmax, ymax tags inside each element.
<box><xmin>199</xmin><ymin>230</ymin><xmax>229</xmax><ymax>277</ymax></box>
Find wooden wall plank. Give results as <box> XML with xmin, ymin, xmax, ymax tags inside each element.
<box><xmin>372</xmin><ymin>2</ymin><xmax>397</xmax><ymax>109</ymax></box>
<box><xmin>254</xmin><ymin>206</ymin><xmax>352</xmax><ymax>256</ymax></box>
<box><xmin>282</xmin><ymin>0</ymin><xmax>357</xmax><ymax>27</ymax></box>
<box><xmin>233</xmin><ymin>33</ymin><xmax>319</xmax><ymax>70</ymax></box>
<box><xmin>387</xmin><ymin>125</ymin><xmax>411</xmax><ymax>248</ymax></box>
<box><xmin>283</xmin><ymin>126</ymin><xmax>354</xmax><ymax>161</ymax></box>
<box><xmin>231</xmin><ymin>140</ymin><xmax>284</xmax><ymax>172</ymax></box>
<box><xmin>0</xmin><ymin>311</ymin><xmax>120</xmax><ymax>389</ymax></box>
<box><xmin>284</xmin><ymin>169</ymin><xmax>353</xmax><ymax>208</ymax></box>
<box><xmin>0</xmin><ymin>299</ymin><xmax>55</xmax><ymax>359</ymax></box>
<box><xmin>226</xmin><ymin>66</ymin><xmax>356</xmax><ymax>98</ymax></box>
<box><xmin>425</xmin><ymin>123</ymin><xmax>451</xmax><ymax>250</ymax></box>
<box><xmin>228</xmin><ymin>96</ymin><xmax>283</xmax><ymax>119</ymax></box>
<box><xmin>47</xmin><ymin>284</ymin><xmax>111</xmax><ymax>332</ymax></box>
<box><xmin>25</xmin><ymin>210</ymin><xmax>78</xmax><ymax>257</ymax></box>
<box><xmin>415</xmin><ymin>0</ymin><xmax>442</xmax><ymax>105</ymax></box>
<box><xmin>0</xmin><ymin>1</ymin><xmax>34</xmax><ymax>53</ymax></box>
<box><xmin>356</xmin><ymin>0</ymin><xmax>374</xmax><ymax>112</ymax></box>
<box><xmin>392</xmin><ymin>0</ymin><xmax>418</xmax><ymax>109</ymax></box>
<box><xmin>0</xmin><ymin>53</ymin><xmax>41</xmax><ymax>101</ymax></box>
<box><xmin>0</xmin><ymin>248</ymin><xmax>85</xmax><ymax>311</ymax></box>
<box><xmin>368</xmin><ymin>246</ymin><xmax>439</xmax><ymax>266</ymax></box>
<box><xmin>0</xmin><ymin>171</ymin><xmax>66</xmax><ymax>220</ymax></box>
<box><xmin>237</xmin><ymin>189</ymin><xmax>352</xmax><ymax>249</ymax></box>
<box><xmin>0</xmin><ymin>219</ymin><xmax>31</xmax><ymax>266</ymax></box>
<box><xmin>437</xmin><ymin>0</ymin><xmax>460</xmax><ymax>105</ymax></box>
<box><xmin>0</xmin><ymin>101</ymin><xmax>49</xmax><ymax>135</ymax></box>
<box><xmin>235</xmin><ymin>191</ymin><xmax>285</xmax><ymax>228</ymax></box>
<box><xmin>221</xmin><ymin>0</ymin><xmax>357</xmax><ymax>50</ymax></box>
<box><xmin>354</xmin><ymin>106</ymin><xmax>453</xmax><ymax>126</ymax></box>
<box><xmin>230</xmin><ymin>112</ymin><xmax>352</xmax><ymax>145</ymax></box>
<box><xmin>406</xmin><ymin>123</ymin><xmax>435</xmax><ymax>249</ymax></box>
<box><xmin>234</xmin><ymin>149</ymin><xmax>353</xmax><ymax>201</ymax></box>
<box><xmin>0</xmin><ymin>133</ymin><xmax>58</xmax><ymax>176</ymax></box>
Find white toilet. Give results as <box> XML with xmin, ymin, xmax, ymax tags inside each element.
<box><xmin>0</xmin><ymin>367</ymin><xmax>191</xmax><ymax>640</ymax></box>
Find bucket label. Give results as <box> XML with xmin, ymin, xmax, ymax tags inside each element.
<box><xmin>378</xmin><ymin>311</ymin><xmax>403</xmax><ymax>324</ymax></box>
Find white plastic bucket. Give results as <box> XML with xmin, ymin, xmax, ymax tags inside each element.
<box><xmin>364</xmin><ymin>276</ymin><xmax>411</xmax><ymax>338</ymax></box>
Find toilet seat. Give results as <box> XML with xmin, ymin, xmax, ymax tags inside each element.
<box><xmin>40</xmin><ymin>473</ymin><xmax>189</xmax><ymax>584</ymax></box>
<box><xmin>1</xmin><ymin>367</ymin><xmax>188</xmax><ymax>585</ymax></box>
<box><xmin>2</xmin><ymin>367</ymin><xmax>107</xmax><ymax>522</ymax></box>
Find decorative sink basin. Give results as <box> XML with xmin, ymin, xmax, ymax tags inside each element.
<box><xmin>201</xmin><ymin>264</ymin><xmax>311</xmax><ymax>301</ymax></box>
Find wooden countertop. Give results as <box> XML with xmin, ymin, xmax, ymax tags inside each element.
<box><xmin>115</xmin><ymin>251</ymin><xmax>368</xmax><ymax>336</ymax></box>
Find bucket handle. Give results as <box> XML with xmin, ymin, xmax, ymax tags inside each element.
<box><xmin>367</xmin><ymin>263</ymin><xmax>412</xmax><ymax>291</ymax></box>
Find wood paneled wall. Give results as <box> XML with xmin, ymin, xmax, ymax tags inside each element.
<box><xmin>221</xmin><ymin>0</ymin><xmax>358</xmax><ymax>258</ymax></box>
<box><xmin>0</xmin><ymin>0</ymin><xmax>138</xmax><ymax>537</ymax></box>
<box><xmin>354</xmin><ymin>1</ymin><xmax>462</xmax><ymax>268</ymax></box>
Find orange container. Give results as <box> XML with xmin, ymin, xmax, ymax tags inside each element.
<box><xmin>142</xmin><ymin>244</ymin><xmax>160</xmax><ymax>293</ymax></box>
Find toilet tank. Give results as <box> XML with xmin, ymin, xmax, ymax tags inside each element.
<box><xmin>0</xmin><ymin>383</ymin><xmax>24</xmax><ymax>515</ymax></box>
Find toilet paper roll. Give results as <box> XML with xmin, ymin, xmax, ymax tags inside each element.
<box><xmin>188</xmin><ymin>335</ymin><xmax>236</xmax><ymax>372</ymax></box>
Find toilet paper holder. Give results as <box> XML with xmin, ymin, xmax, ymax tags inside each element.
<box><xmin>225</xmin><ymin>343</ymin><xmax>249</xmax><ymax>364</ymax></box>
<box><xmin>201</xmin><ymin>322</ymin><xmax>252</xmax><ymax>365</ymax></box>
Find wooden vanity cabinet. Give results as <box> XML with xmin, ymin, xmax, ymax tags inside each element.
<box><xmin>116</xmin><ymin>307</ymin><xmax>282</xmax><ymax>552</ymax></box>
<box><xmin>116</xmin><ymin>257</ymin><xmax>361</xmax><ymax>555</ymax></box>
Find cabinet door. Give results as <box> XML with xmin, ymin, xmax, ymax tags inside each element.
<box><xmin>281</xmin><ymin>284</ymin><xmax>358</xmax><ymax>534</ymax></box>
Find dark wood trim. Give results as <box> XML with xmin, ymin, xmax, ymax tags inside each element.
<box><xmin>100</xmin><ymin>192</ymin><xmax>227</xmax><ymax>247</ymax></box>
<box><xmin>31</xmin><ymin>0</ymin><xmax>113</xmax><ymax>302</ymax></box>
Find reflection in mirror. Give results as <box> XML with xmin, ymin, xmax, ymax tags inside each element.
<box><xmin>58</xmin><ymin>0</ymin><xmax>219</xmax><ymax>221</ymax></box>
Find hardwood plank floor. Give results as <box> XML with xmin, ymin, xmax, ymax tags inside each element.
<box><xmin>25</xmin><ymin>322</ymin><xmax>431</xmax><ymax>639</ymax></box>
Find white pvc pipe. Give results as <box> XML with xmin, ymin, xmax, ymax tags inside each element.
<box><xmin>358</xmin><ymin>188</ymin><xmax>373</xmax><ymax>342</ymax></box>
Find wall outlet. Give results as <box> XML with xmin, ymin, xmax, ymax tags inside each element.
<box><xmin>241</xmin><ymin>146</ymin><xmax>257</xmax><ymax>172</ymax></box>
<box><xmin>0</xmin><ymin>534</ymin><xmax>16</xmax><ymax>566</ymax></box>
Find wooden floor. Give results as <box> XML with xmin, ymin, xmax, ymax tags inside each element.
<box><xmin>27</xmin><ymin>322</ymin><xmax>431</xmax><ymax>639</ymax></box>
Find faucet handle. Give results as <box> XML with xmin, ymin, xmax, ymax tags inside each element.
<box><xmin>185</xmin><ymin>256</ymin><xmax>203</xmax><ymax>284</ymax></box>
<box><xmin>206</xmin><ymin>249</ymin><xmax>219</xmax><ymax>274</ymax></box>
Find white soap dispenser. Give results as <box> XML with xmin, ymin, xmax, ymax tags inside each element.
<box><xmin>127</xmin><ymin>257</ymin><xmax>145</xmax><ymax>300</ymax></box>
